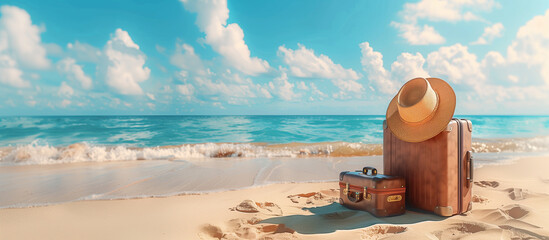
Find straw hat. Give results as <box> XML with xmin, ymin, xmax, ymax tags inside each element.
<box><xmin>386</xmin><ymin>77</ymin><xmax>456</xmax><ymax>142</ymax></box>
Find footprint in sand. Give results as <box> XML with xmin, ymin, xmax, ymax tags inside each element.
<box><xmin>472</xmin><ymin>194</ymin><xmax>489</xmax><ymax>203</ymax></box>
<box><xmin>225</xmin><ymin>218</ymin><xmax>296</xmax><ymax>239</ymax></box>
<box><xmin>502</xmin><ymin>204</ymin><xmax>530</xmax><ymax>219</ymax></box>
<box><xmin>469</xmin><ymin>205</ymin><xmax>549</xmax><ymax>239</ymax></box>
<box><xmin>362</xmin><ymin>225</ymin><xmax>407</xmax><ymax>240</ymax></box>
<box><xmin>198</xmin><ymin>224</ymin><xmax>224</xmax><ymax>239</ymax></box>
<box><xmin>432</xmin><ymin>222</ymin><xmax>490</xmax><ymax>239</ymax></box>
<box><xmin>287</xmin><ymin>189</ymin><xmax>339</xmax><ymax>205</ymax></box>
<box><xmin>474</xmin><ymin>180</ymin><xmax>500</xmax><ymax>188</ymax></box>
<box><xmin>505</xmin><ymin>188</ymin><xmax>527</xmax><ymax>200</ymax></box>
<box><xmin>233</xmin><ymin>200</ymin><xmax>283</xmax><ymax>216</ymax></box>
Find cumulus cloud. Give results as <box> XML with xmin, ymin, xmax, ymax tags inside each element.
<box><xmin>58</xmin><ymin>82</ymin><xmax>74</xmax><ymax>98</ymax></box>
<box><xmin>331</xmin><ymin>79</ymin><xmax>364</xmax><ymax>99</ymax></box>
<box><xmin>393</xmin><ymin>0</ymin><xmax>499</xmax><ymax>45</ymax></box>
<box><xmin>176</xmin><ymin>84</ymin><xmax>195</xmax><ymax>101</ymax></box>
<box><xmin>268</xmin><ymin>69</ymin><xmax>299</xmax><ymax>101</ymax></box>
<box><xmin>0</xmin><ymin>54</ymin><xmax>27</xmax><ymax>87</ymax></box>
<box><xmin>278</xmin><ymin>44</ymin><xmax>363</xmax><ymax>98</ymax></box>
<box><xmin>57</xmin><ymin>57</ymin><xmax>92</xmax><ymax>89</ymax></box>
<box><xmin>0</xmin><ymin>5</ymin><xmax>50</xmax><ymax>69</ymax></box>
<box><xmin>426</xmin><ymin>43</ymin><xmax>485</xmax><ymax>87</ymax></box>
<box><xmin>507</xmin><ymin>9</ymin><xmax>549</xmax><ymax>84</ymax></box>
<box><xmin>359</xmin><ymin>42</ymin><xmax>400</xmax><ymax>95</ymax></box>
<box><xmin>278</xmin><ymin>44</ymin><xmax>359</xmax><ymax>80</ymax></box>
<box><xmin>182</xmin><ymin>69</ymin><xmax>272</xmax><ymax>105</ymax></box>
<box><xmin>170</xmin><ymin>43</ymin><xmax>207</xmax><ymax>76</ymax></box>
<box><xmin>401</xmin><ymin>0</ymin><xmax>498</xmax><ymax>23</ymax></box>
<box><xmin>67</xmin><ymin>41</ymin><xmax>102</xmax><ymax>63</ymax></box>
<box><xmin>0</xmin><ymin>6</ymin><xmax>49</xmax><ymax>88</ymax></box>
<box><xmin>391</xmin><ymin>22</ymin><xmax>445</xmax><ymax>45</ymax></box>
<box><xmin>102</xmin><ymin>28</ymin><xmax>150</xmax><ymax>95</ymax></box>
<box><xmin>391</xmin><ymin>52</ymin><xmax>430</xmax><ymax>81</ymax></box>
<box><xmin>180</xmin><ymin>0</ymin><xmax>270</xmax><ymax>76</ymax></box>
<box><xmin>471</xmin><ymin>23</ymin><xmax>504</xmax><ymax>45</ymax></box>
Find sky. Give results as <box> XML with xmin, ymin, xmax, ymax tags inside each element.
<box><xmin>0</xmin><ymin>0</ymin><xmax>549</xmax><ymax>115</ymax></box>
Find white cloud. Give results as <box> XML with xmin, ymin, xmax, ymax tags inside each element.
<box><xmin>391</xmin><ymin>22</ymin><xmax>445</xmax><ymax>45</ymax></box>
<box><xmin>481</xmin><ymin>51</ymin><xmax>505</xmax><ymax>68</ymax></box>
<box><xmin>58</xmin><ymin>82</ymin><xmax>74</xmax><ymax>98</ymax></box>
<box><xmin>0</xmin><ymin>54</ymin><xmax>28</xmax><ymax>87</ymax></box>
<box><xmin>177</xmin><ymin>84</ymin><xmax>195</xmax><ymax>96</ymax></box>
<box><xmin>268</xmin><ymin>69</ymin><xmax>299</xmax><ymax>101</ymax></box>
<box><xmin>309</xmin><ymin>82</ymin><xmax>327</xmax><ymax>100</ymax></box>
<box><xmin>188</xmin><ymin>70</ymin><xmax>272</xmax><ymax>105</ymax></box>
<box><xmin>331</xmin><ymin>79</ymin><xmax>364</xmax><ymax>99</ymax></box>
<box><xmin>146</xmin><ymin>93</ymin><xmax>155</xmax><ymax>101</ymax></box>
<box><xmin>278</xmin><ymin>44</ymin><xmax>359</xmax><ymax>80</ymax></box>
<box><xmin>426</xmin><ymin>43</ymin><xmax>484</xmax><ymax>87</ymax></box>
<box><xmin>359</xmin><ymin>42</ymin><xmax>399</xmax><ymax>95</ymax></box>
<box><xmin>402</xmin><ymin>0</ymin><xmax>498</xmax><ymax>23</ymax></box>
<box><xmin>180</xmin><ymin>0</ymin><xmax>270</xmax><ymax>76</ymax></box>
<box><xmin>507</xmin><ymin>9</ymin><xmax>549</xmax><ymax>85</ymax></box>
<box><xmin>67</xmin><ymin>41</ymin><xmax>101</xmax><ymax>63</ymax></box>
<box><xmin>391</xmin><ymin>52</ymin><xmax>430</xmax><ymax>81</ymax></box>
<box><xmin>297</xmin><ymin>81</ymin><xmax>308</xmax><ymax>90</ymax></box>
<box><xmin>0</xmin><ymin>6</ymin><xmax>50</xmax><ymax>88</ymax></box>
<box><xmin>103</xmin><ymin>28</ymin><xmax>150</xmax><ymax>95</ymax></box>
<box><xmin>60</xmin><ymin>99</ymin><xmax>71</xmax><ymax>108</ymax></box>
<box><xmin>472</xmin><ymin>23</ymin><xmax>504</xmax><ymax>45</ymax></box>
<box><xmin>0</xmin><ymin>5</ymin><xmax>50</xmax><ymax>69</ymax></box>
<box><xmin>57</xmin><ymin>57</ymin><xmax>92</xmax><ymax>89</ymax></box>
<box><xmin>393</xmin><ymin>0</ymin><xmax>499</xmax><ymax>45</ymax></box>
<box><xmin>170</xmin><ymin>43</ymin><xmax>206</xmax><ymax>76</ymax></box>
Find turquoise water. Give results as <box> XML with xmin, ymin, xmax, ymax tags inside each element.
<box><xmin>0</xmin><ymin>115</ymin><xmax>548</xmax><ymax>165</ymax></box>
<box><xmin>1</xmin><ymin>115</ymin><xmax>548</xmax><ymax>146</ymax></box>
<box><xmin>1</xmin><ymin>115</ymin><xmax>548</xmax><ymax>208</ymax></box>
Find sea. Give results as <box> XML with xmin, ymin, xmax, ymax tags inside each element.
<box><xmin>1</xmin><ymin>115</ymin><xmax>548</xmax><ymax>208</ymax></box>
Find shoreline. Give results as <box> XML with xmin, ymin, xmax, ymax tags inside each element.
<box><xmin>1</xmin><ymin>155</ymin><xmax>549</xmax><ymax>239</ymax></box>
<box><xmin>1</xmin><ymin>151</ymin><xmax>543</xmax><ymax>210</ymax></box>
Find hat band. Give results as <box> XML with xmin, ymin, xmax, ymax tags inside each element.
<box><xmin>399</xmin><ymin>92</ymin><xmax>440</xmax><ymax>126</ymax></box>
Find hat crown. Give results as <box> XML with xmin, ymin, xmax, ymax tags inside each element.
<box><xmin>397</xmin><ymin>78</ymin><xmax>438</xmax><ymax>123</ymax></box>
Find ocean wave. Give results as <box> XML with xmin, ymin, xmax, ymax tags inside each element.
<box><xmin>0</xmin><ymin>140</ymin><xmax>382</xmax><ymax>165</ymax></box>
<box><xmin>1</xmin><ymin>136</ymin><xmax>548</xmax><ymax>165</ymax></box>
<box><xmin>472</xmin><ymin>136</ymin><xmax>549</xmax><ymax>153</ymax></box>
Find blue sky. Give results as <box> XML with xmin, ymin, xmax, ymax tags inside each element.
<box><xmin>1</xmin><ymin>0</ymin><xmax>549</xmax><ymax>115</ymax></box>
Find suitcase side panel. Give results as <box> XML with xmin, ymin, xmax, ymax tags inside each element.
<box><xmin>383</xmin><ymin>120</ymin><xmax>460</xmax><ymax>215</ymax></box>
<box><xmin>459</xmin><ymin>119</ymin><xmax>473</xmax><ymax>213</ymax></box>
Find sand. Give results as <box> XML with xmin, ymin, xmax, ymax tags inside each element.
<box><xmin>1</xmin><ymin>155</ymin><xmax>548</xmax><ymax>240</ymax></box>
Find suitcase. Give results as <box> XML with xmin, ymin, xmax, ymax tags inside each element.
<box><xmin>383</xmin><ymin>118</ymin><xmax>473</xmax><ymax>216</ymax></box>
<box><xmin>339</xmin><ymin>167</ymin><xmax>406</xmax><ymax>217</ymax></box>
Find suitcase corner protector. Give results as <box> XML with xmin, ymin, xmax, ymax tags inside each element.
<box><xmin>434</xmin><ymin>206</ymin><xmax>454</xmax><ymax>217</ymax></box>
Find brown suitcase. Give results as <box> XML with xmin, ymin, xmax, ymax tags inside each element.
<box><xmin>339</xmin><ymin>167</ymin><xmax>406</xmax><ymax>217</ymax></box>
<box><xmin>383</xmin><ymin>118</ymin><xmax>473</xmax><ymax>216</ymax></box>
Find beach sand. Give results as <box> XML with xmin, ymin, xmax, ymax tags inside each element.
<box><xmin>1</xmin><ymin>155</ymin><xmax>548</xmax><ymax>240</ymax></box>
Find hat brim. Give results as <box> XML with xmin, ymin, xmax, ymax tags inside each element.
<box><xmin>386</xmin><ymin>78</ymin><xmax>456</xmax><ymax>143</ymax></box>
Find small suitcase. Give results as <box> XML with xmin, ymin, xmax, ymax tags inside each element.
<box><xmin>383</xmin><ymin>118</ymin><xmax>473</xmax><ymax>216</ymax></box>
<box><xmin>339</xmin><ymin>167</ymin><xmax>406</xmax><ymax>217</ymax></box>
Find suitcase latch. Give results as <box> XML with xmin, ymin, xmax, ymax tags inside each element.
<box><xmin>343</xmin><ymin>183</ymin><xmax>349</xmax><ymax>195</ymax></box>
<box><xmin>363</xmin><ymin>187</ymin><xmax>371</xmax><ymax>200</ymax></box>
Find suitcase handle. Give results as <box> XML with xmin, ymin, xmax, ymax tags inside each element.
<box><xmin>363</xmin><ymin>167</ymin><xmax>378</xmax><ymax>175</ymax></box>
<box><xmin>466</xmin><ymin>151</ymin><xmax>473</xmax><ymax>182</ymax></box>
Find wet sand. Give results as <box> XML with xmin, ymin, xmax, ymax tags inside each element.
<box><xmin>1</xmin><ymin>155</ymin><xmax>548</xmax><ymax>239</ymax></box>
